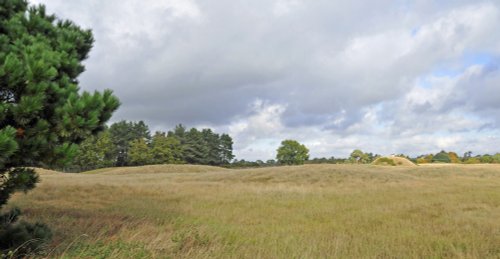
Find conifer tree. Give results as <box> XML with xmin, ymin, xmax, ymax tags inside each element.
<box><xmin>109</xmin><ymin>120</ymin><xmax>150</xmax><ymax>166</ymax></box>
<box><xmin>0</xmin><ymin>1</ymin><xmax>119</xmax><ymax>255</ymax></box>
<box><xmin>219</xmin><ymin>133</ymin><xmax>234</xmax><ymax>164</ymax></box>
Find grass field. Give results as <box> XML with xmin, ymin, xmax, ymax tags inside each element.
<box><xmin>9</xmin><ymin>164</ymin><xmax>500</xmax><ymax>258</ymax></box>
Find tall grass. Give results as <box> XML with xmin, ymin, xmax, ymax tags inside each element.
<box><xmin>9</xmin><ymin>164</ymin><xmax>500</xmax><ymax>258</ymax></box>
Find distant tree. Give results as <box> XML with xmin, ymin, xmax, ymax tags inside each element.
<box><xmin>109</xmin><ymin>120</ymin><xmax>150</xmax><ymax>166</ymax></box>
<box><xmin>202</xmin><ymin>128</ymin><xmax>220</xmax><ymax>165</ymax></box>
<box><xmin>448</xmin><ymin>152</ymin><xmax>460</xmax><ymax>163</ymax></box>
<box><xmin>0</xmin><ymin>1</ymin><xmax>119</xmax><ymax>255</ymax></box>
<box><xmin>463</xmin><ymin>151</ymin><xmax>473</xmax><ymax>161</ymax></box>
<box><xmin>349</xmin><ymin>149</ymin><xmax>370</xmax><ymax>164</ymax></box>
<box><xmin>464</xmin><ymin>157</ymin><xmax>481</xmax><ymax>164</ymax></box>
<box><xmin>493</xmin><ymin>153</ymin><xmax>500</xmax><ymax>164</ymax></box>
<box><xmin>415</xmin><ymin>157</ymin><xmax>426</xmax><ymax>164</ymax></box>
<box><xmin>170</xmin><ymin>126</ymin><xmax>234</xmax><ymax>166</ymax></box>
<box><xmin>150</xmin><ymin>132</ymin><xmax>183</xmax><ymax>164</ymax></box>
<box><xmin>432</xmin><ymin>151</ymin><xmax>451</xmax><ymax>163</ymax></box>
<box><xmin>266</xmin><ymin>159</ymin><xmax>277</xmax><ymax>165</ymax></box>
<box><xmin>182</xmin><ymin>128</ymin><xmax>209</xmax><ymax>164</ymax></box>
<box><xmin>219</xmin><ymin>134</ymin><xmax>234</xmax><ymax>164</ymax></box>
<box><xmin>128</xmin><ymin>138</ymin><xmax>153</xmax><ymax>166</ymax></box>
<box><xmin>480</xmin><ymin>154</ymin><xmax>494</xmax><ymax>164</ymax></box>
<box><xmin>423</xmin><ymin>154</ymin><xmax>434</xmax><ymax>163</ymax></box>
<box><xmin>74</xmin><ymin>130</ymin><xmax>115</xmax><ymax>171</ymax></box>
<box><xmin>276</xmin><ymin>140</ymin><xmax>309</xmax><ymax>165</ymax></box>
<box><xmin>309</xmin><ymin>157</ymin><xmax>328</xmax><ymax>164</ymax></box>
<box><xmin>168</xmin><ymin>124</ymin><xmax>187</xmax><ymax>144</ymax></box>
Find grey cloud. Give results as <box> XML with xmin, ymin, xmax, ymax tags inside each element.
<box><xmin>31</xmin><ymin>0</ymin><xmax>500</xmax><ymax>159</ymax></box>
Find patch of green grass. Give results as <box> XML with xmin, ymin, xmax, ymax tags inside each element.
<box><xmin>59</xmin><ymin>240</ymin><xmax>152</xmax><ymax>259</ymax></box>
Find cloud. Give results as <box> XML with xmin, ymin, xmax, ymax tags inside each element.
<box><xmin>32</xmin><ymin>0</ymin><xmax>500</xmax><ymax>159</ymax></box>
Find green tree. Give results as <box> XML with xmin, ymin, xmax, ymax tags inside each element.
<box><xmin>169</xmin><ymin>125</ymin><xmax>234</xmax><ymax>165</ymax></box>
<box><xmin>463</xmin><ymin>151</ymin><xmax>473</xmax><ymax>161</ymax></box>
<box><xmin>183</xmin><ymin>128</ymin><xmax>209</xmax><ymax>164</ymax></box>
<box><xmin>150</xmin><ymin>131</ymin><xmax>183</xmax><ymax>164</ymax></box>
<box><xmin>480</xmin><ymin>154</ymin><xmax>494</xmax><ymax>164</ymax></box>
<box><xmin>276</xmin><ymin>140</ymin><xmax>309</xmax><ymax>165</ymax></box>
<box><xmin>432</xmin><ymin>151</ymin><xmax>451</xmax><ymax>163</ymax></box>
<box><xmin>109</xmin><ymin>120</ymin><xmax>150</xmax><ymax>166</ymax></box>
<box><xmin>266</xmin><ymin>159</ymin><xmax>276</xmax><ymax>165</ymax></box>
<box><xmin>73</xmin><ymin>130</ymin><xmax>115</xmax><ymax>171</ymax></box>
<box><xmin>0</xmin><ymin>1</ymin><xmax>119</xmax><ymax>255</ymax></box>
<box><xmin>219</xmin><ymin>133</ymin><xmax>234</xmax><ymax>164</ymax></box>
<box><xmin>349</xmin><ymin>149</ymin><xmax>370</xmax><ymax>164</ymax></box>
<box><xmin>492</xmin><ymin>153</ymin><xmax>500</xmax><ymax>164</ymax></box>
<box><xmin>202</xmin><ymin>128</ymin><xmax>220</xmax><ymax>165</ymax></box>
<box><xmin>128</xmin><ymin>138</ymin><xmax>153</xmax><ymax>166</ymax></box>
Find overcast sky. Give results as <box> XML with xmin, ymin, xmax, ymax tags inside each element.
<box><xmin>33</xmin><ymin>0</ymin><xmax>500</xmax><ymax>160</ymax></box>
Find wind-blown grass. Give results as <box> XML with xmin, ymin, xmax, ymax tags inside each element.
<box><xmin>9</xmin><ymin>164</ymin><xmax>500</xmax><ymax>258</ymax></box>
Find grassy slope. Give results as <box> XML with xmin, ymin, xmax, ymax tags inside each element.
<box><xmin>9</xmin><ymin>164</ymin><xmax>500</xmax><ymax>258</ymax></box>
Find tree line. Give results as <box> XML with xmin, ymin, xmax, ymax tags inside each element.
<box><xmin>67</xmin><ymin>121</ymin><xmax>234</xmax><ymax>171</ymax></box>
<box><xmin>235</xmin><ymin>146</ymin><xmax>500</xmax><ymax>168</ymax></box>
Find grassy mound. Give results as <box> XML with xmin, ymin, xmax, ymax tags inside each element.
<box><xmin>83</xmin><ymin>164</ymin><xmax>228</xmax><ymax>175</ymax></box>
<box><xmin>372</xmin><ymin>156</ymin><xmax>417</xmax><ymax>167</ymax></box>
<box><xmin>34</xmin><ymin>168</ymin><xmax>61</xmax><ymax>175</ymax></box>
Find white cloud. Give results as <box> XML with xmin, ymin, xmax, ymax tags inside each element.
<box><xmin>31</xmin><ymin>0</ymin><xmax>500</xmax><ymax>159</ymax></box>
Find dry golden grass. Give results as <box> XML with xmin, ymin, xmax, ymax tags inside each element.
<box><xmin>8</xmin><ymin>164</ymin><xmax>500</xmax><ymax>258</ymax></box>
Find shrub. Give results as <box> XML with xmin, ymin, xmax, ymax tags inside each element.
<box><xmin>0</xmin><ymin>208</ymin><xmax>52</xmax><ymax>257</ymax></box>
<box><xmin>373</xmin><ymin>157</ymin><xmax>396</xmax><ymax>166</ymax></box>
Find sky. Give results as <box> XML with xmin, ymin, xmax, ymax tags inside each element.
<box><xmin>33</xmin><ymin>0</ymin><xmax>500</xmax><ymax>160</ymax></box>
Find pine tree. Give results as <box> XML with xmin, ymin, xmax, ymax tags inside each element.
<box><xmin>0</xmin><ymin>1</ymin><xmax>119</xmax><ymax>255</ymax></box>
<box><xmin>219</xmin><ymin>133</ymin><xmax>234</xmax><ymax>164</ymax></box>
<box><xmin>182</xmin><ymin>128</ymin><xmax>206</xmax><ymax>164</ymax></box>
<box><xmin>109</xmin><ymin>120</ymin><xmax>150</xmax><ymax>166</ymax></box>
<box><xmin>202</xmin><ymin>128</ymin><xmax>220</xmax><ymax>165</ymax></box>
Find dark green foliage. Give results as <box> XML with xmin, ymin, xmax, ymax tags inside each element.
<box><xmin>169</xmin><ymin>124</ymin><xmax>234</xmax><ymax>165</ymax></box>
<box><xmin>276</xmin><ymin>139</ymin><xmax>309</xmax><ymax>165</ymax></box>
<box><xmin>219</xmin><ymin>134</ymin><xmax>235</xmax><ymax>164</ymax></box>
<box><xmin>108</xmin><ymin>120</ymin><xmax>150</xmax><ymax>166</ymax></box>
<box><xmin>0</xmin><ymin>0</ymin><xmax>119</xmax><ymax>255</ymax></box>
<box><xmin>306</xmin><ymin>156</ymin><xmax>347</xmax><ymax>164</ymax></box>
<box><xmin>72</xmin><ymin>130</ymin><xmax>116</xmax><ymax>171</ymax></box>
<box><xmin>463</xmin><ymin>151</ymin><xmax>473</xmax><ymax>161</ymax></box>
<box><xmin>432</xmin><ymin>151</ymin><xmax>451</xmax><ymax>163</ymax></box>
<box><xmin>67</xmin><ymin>123</ymin><xmax>235</xmax><ymax>169</ymax></box>
<box><xmin>182</xmin><ymin>128</ymin><xmax>209</xmax><ymax>164</ymax></box>
<box><xmin>0</xmin><ymin>208</ymin><xmax>52</xmax><ymax>257</ymax></box>
<box><xmin>0</xmin><ymin>168</ymin><xmax>38</xmax><ymax>207</ymax></box>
